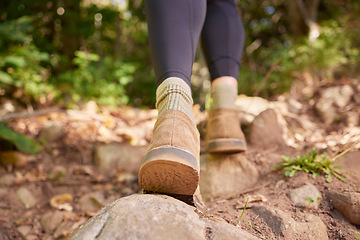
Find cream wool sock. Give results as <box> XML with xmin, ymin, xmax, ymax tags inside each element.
<box><xmin>156</xmin><ymin>77</ymin><xmax>195</xmax><ymax>124</ymax></box>
<box><xmin>210</xmin><ymin>83</ymin><xmax>237</xmax><ymax>110</ymax></box>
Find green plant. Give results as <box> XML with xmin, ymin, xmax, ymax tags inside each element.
<box><xmin>238</xmin><ymin>196</ymin><xmax>252</xmax><ymax>228</ymax></box>
<box><xmin>0</xmin><ymin>122</ymin><xmax>42</xmax><ymax>155</ymax></box>
<box><xmin>55</xmin><ymin>51</ymin><xmax>135</xmax><ymax>107</ymax></box>
<box><xmin>273</xmin><ymin>148</ymin><xmax>349</xmax><ymax>183</ymax></box>
<box><xmin>354</xmin><ymin>233</ymin><xmax>360</xmax><ymax>239</ymax></box>
<box><xmin>0</xmin><ymin>17</ymin><xmax>58</xmax><ymax>103</ymax></box>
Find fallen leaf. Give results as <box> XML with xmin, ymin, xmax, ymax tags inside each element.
<box><xmin>50</xmin><ymin>193</ymin><xmax>73</xmax><ymax>211</ymax></box>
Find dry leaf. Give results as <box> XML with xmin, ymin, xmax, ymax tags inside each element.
<box><xmin>50</xmin><ymin>193</ymin><xmax>73</xmax><ymax>211</ymax></box>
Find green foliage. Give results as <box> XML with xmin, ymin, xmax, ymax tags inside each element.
<box><xmin>239</xmin><ymin>19</ymin><xmax>360</xmax><ymax>97</ymax></box>
<box><xmin>273</xmin><ymin>148</ymin><xmax>349</xmax><ymax>183</ymax></box>
<box><xmin>354</xmin><ymin>233</ymin><xmax>360</xmax><ymax>240</ymax></box>
<box><xmin>0</xmin><ymin>122</ymin><xmax>42</xmax><ymax>155</ymax></box>
<box><xmin>0</xmin><ymin>17</ymin><xmax>58</xmax><ymax>102</ymax></box>
<box><xmin>55</xmin><ymin>51</ymin><xmax>135</xmax><ymax>107</ymax></box>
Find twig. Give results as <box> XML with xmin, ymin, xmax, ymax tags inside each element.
<box><xmin>0</xmin><ymin>108</ymin><xmax>106</xmax><ymax>122</ymax></box>
<box><xmin>254</xmin><ymin>58</ymin><xmax>281</xmax><ymax>96</ymax></box>
<box><xmin>232</xmin><ymin>182</ymin><xmax>272</xmax><ymax>198</ymax></box>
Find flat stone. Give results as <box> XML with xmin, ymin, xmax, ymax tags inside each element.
<box><xmin>199</xmin><ymin>153</ymin><xmax>258</xmax><ymax>201</ymax></box>
<box><xmin>287</xmin><ymin>183</ymin><xmax>322</xmax><ymax>209</ymax></box>
<box><xmin>252</xmin><ymin>205</ymin><xmax>328</xmax><ymax>240</ymax></box>
<box><xmin>328</xmin><ymin>190</ymin><xmax>360</xmax><ymax>225</ymax></box>
<box><xmin>249</xmin><ymin>109</ymin><xmax>285</xmax><ymax>148</ymax></box>
<box><xmin>93</xmin><ymin>143</ymin><xmax>146</xmax><ymax>175</ymax></box>
<box><xmin>69</xmin><ymin>194</ymin><xmax>259</xmax><ymax>240</ymax></box>
<box><xmin>16</xmin><ymin>225</ymin><xmax>32</xmax><ymax>238</ymax></box>
<box><xmin>16</xmin><ymin>187</ymin><xmax>37</xmax><ymax>208</ymax></box>
<box><xmin>40</xmin><ymin>211</ymin><xmax>65</xmax><ymax>234</ymax></box>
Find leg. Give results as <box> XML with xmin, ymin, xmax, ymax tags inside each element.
<box><xmin>139</xmin><ymin>0</ymin><xmax>206</xmax><ymax>196</ymax></box>
<box><xmin>146</xmin><ymin>0</ymin><xmax>206</xmax><ymax>87</ymax></box>
<box><xmin>201</xmin><ymin>0</ymin><xmax>247</xmax><ymax>153</ymax></box>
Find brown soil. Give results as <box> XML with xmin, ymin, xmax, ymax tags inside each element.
<box><xmin>0</xmin><ymin>83</ymin><xmax>360</xmax><ymax>239</ymax></box>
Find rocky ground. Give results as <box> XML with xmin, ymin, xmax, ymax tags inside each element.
<box><xmin>0</xmin><ymin>81</ymin><xmax>359</xmax><ymax>239</ymax></box>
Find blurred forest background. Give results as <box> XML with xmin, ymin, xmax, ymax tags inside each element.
<box><xmin>1</xmin><ymin>0</ymin><xmax>359</xmax><ymax>109</ymax></box>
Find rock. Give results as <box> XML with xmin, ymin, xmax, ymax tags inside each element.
<box><xmin>338</xmin><ymin>151</ymin><xmax>360</xmax><ymax>184</ymax></box>
<box><xmin>38</xmin><ymin>125</ymin><xmax>65</xmax><ymax>143</ymax></box>
<box><xmin>16</xmin><ymin>187</ymin><xmax>37</xmax><ymax>208</ymax></box>
<box><xmin>249</xmin><ymin>109</ymin><xmax>285</xmax><ymax>148</ymax></box>
<box><xmin>346</xmin><ymin>111</ymin><xmax>359</xmax><ymax>127</ymax></box>
<box><xmin>328</xmin><ymin>190</ymin><xmax>360</xmax><ymax>225</ymax></box>
<box><xmin>79</xmin><ymin>192</ymin><xmax>105</xmax><ymax>213</ymax></box>
<box><xmin>252</xmin><ymin>205</ymin><xmax>328</xmax><ymax>240</ymax></box>
<box><xmin>199</xmin><ymin>153</ymin><xmax>258</xmax><ymax>201</ymax></box>
<box><xmin>286</xmin><ymin>97</ymin><xmax>303</xmax><ymax>114</ymax></box>
<box><xmin>54</xmin><ymin>220</ymin><xmax>73</xmax><ymax>238</ymax></box>
<box><xmin>236</xmin><ymin>96</ymin><xmax>270</xmax><ymax>124</ymax></box>
<box><xmin>93</xmin><ymin>143</ymin><xmax>146</xmax><ymax>175</ymax></box>
<box><xmin>287</xmin><ymin>183</ymin><xmax>322</xmax><ymax>209</ymax></box>
<box><xmin>315</xmin><ymin>85</ymin><xmax>354</xmax><ymax>124</ymax></box>
<box><xmin>202</xmin><ymin>219</ymin><xmax>259</xmax><ymax>240</ymax></box>
<box><xmin>69</xmin><ymin>194</ymin><xmax>259</xmax><ymax>240</ymax></box>
<box><xmin>40</xmin><ymin>211</ymin><xmax>65</xmax><ymax>234</ymax></box>
<box><xmin>16</xmin><ymin>225</ymin><xmax>31</xmax><ymax>238</ymax></box>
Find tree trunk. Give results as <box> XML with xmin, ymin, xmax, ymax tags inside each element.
<box><xmin>285</xmin><ymin>0</ymin><xmax>320</xmax><ymax>41</ymax></box>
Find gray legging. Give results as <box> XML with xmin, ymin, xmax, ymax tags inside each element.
<box><xmin>145</xmin><ymin>0</ymin><xmax>245</xmax><ymax>87</ymax></box>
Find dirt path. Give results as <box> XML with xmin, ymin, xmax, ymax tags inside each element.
<box><xmin>0</xmin><ymin>83</ymin><xmax>359</xmax><ymax>239</ymax></box>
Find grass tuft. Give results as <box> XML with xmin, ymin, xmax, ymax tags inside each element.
<box><xmin>273</xmin><ymin>148</ymin><xmax>350</xmax><ymax>183</ymax></box>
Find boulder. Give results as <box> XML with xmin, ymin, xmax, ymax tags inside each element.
<box><xmin>69</xmin><ymin>194</ymin><xmax>259</xmax><ymax>240</ymax></box>
<box><xmin>199</xmin><ymin>153</ymin><xmax>258</xmax><ymax>201</ymax></box>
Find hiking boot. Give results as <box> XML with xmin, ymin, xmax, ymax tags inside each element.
<box><xmin>206</xmin><ymin>108</ymin><xmax>247</xmax><ymax>153</ymax></box>
<box><xmin>139</xmin><ymin>109</ymin><xmax>200</xmax><ymax>195</ymax></box>
<box><xmin>138</xmin><ymin>77</ymin><xmax>200</xmax><ymax>196</ymax></box>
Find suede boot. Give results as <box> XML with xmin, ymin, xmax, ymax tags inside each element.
<box><xmin>138</xmin><ymin>78</ymin><xmax>200</xmax><ymax>196</ymax></box>
<box><xmin>206</xmin><ymin>83</ymin><xmax>247</xmax><ymax>153</ymax></box>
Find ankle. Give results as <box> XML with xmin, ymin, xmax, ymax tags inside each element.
<box><xmin>210</xmin><ymin>78</ymin><xmax>238</xmax><ymax>110</ymax></box>
<box><xmin>156</xmin><ymin>77</ymin><xmax>195</xmax><ymax>124</ymax></box>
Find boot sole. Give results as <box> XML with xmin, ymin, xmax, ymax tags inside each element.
<box><xmin>207</xmin><ymin>138</ymin><xmax>247</xmax><ymax>153</ymax></box>
<box><xmin>139</xmin><ymin>146</ymin><xmax>199</xmax><ymax>196</ymax></box>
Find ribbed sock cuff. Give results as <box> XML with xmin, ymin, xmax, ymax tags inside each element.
<box><xmin>210</xmin><ymin>83</ymin><xmax>237</xmax><ymax>110</ymax></box>
<box><xmin>156</xmin><ymin>77</ymin><xmax>195</xmax><ymax>124</ymax></box>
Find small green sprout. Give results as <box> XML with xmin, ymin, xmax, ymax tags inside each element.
<box><xmin>273</xmin><ymin>148</ymin><xmax>350</xmax><ymax>183</ymax></box>
<box><xmin>238</xmin><ymin>196</ymin><xmax>252</xmax><ymax>229</ymax></box>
